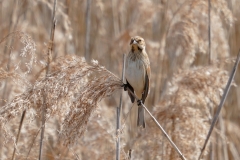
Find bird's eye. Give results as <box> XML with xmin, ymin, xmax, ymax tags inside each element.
<box><xmin>130</xmin><ymin>39</ymin><xmax>134</xmax><ymax>45</ymax></box>
<box><xmin>137</xmin><ymin>40</ymin><xmax>141</xmax><ymax>43</ymax></box>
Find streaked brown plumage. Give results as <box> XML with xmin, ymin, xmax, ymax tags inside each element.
<box><xmin>125</xmin><ymin>36</ymin><xmax>151</xmax><ymax>128</ymax></box>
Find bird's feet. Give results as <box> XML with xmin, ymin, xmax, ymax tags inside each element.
<box><xmin>122</xmin><ymin>83</ymin><xmax>128</xmax><ymax>91</ymax></box>
<box><xmin>137</xmin><ymin>100</ymin><xmax>143</xmax><ymax>106</ymax></box>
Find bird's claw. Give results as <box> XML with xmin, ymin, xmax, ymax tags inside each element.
<box><xmin>137</xmin><ymin>100</ymin><xmax>142</xmax><ymax>106</ymax></box>
<box><xmin>122</xmin><ymin>83</ymin><xmax>128</xmax><ymax>91</ymax></box>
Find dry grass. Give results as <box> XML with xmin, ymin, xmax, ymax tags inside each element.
<box><xmin>0</xmin><ymin>0</ymin><xmax>240</xmax><ymax>159</ymax></box>
<box><xmin>155</xmin><ymin>66</ymin><xmax>230</xmax><ymax>159</ymax></box>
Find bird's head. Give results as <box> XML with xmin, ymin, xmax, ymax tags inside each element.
<box><xmin>130</xmin><ymin>36</ymin><xmax>146</xmax><ymax>53</ymax></box>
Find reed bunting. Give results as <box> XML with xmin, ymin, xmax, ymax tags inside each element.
<box><xmin>125</xmin><ymin>36</ymin><xmax>151</xmax><ymax>128</ymax></box>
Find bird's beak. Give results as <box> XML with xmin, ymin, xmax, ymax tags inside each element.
<box><xmin>132</xmin><ymin>40</ymin><xmax>137</xmax><ymax>45</ymax></box>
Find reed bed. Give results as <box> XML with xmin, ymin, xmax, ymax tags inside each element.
<box><xmin>0</xmin><ymin>0</ymin><xmax>240</xmax><ymax>159</ymax></box>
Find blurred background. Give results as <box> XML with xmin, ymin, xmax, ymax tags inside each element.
<box><xmin>0</xmin><ymin>0</ymin><xmax>240</xmax><ymax>159</ymax></box>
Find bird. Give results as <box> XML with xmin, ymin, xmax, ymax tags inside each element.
<box><xmin>124</xmin><ymin>36</ymin><xmax>151</xmax><ymax>128</ymax></box>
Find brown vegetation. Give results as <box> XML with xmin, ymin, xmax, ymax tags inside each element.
<box><xmin>0</xmin><ymin>0</ymin><xmax>240</xmax><ymax>159</ymax></box>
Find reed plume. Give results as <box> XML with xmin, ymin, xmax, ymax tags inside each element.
<box><xmin>154</xmin><ymin>66</ymin><xmax>230</xmax><ymax>159</ymax></box>
<box><xmin>0</xmin><ymin>55</ymin><xmax>122</xmax><ymax>146</ymax></box>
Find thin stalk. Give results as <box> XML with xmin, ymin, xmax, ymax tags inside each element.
<box><xmin>26</xmin><ymin>115</ymin><xmax>51</xmax><ymax>160</ymax></box>
<box><xmin>208</xmin><ymin>0</ymin><xmax>212</xmax><ymax>64</ymax></box>
<box><xmin>124</xmin><ymin>87</ymin><xmax>186</xmax><ymax>160</ymax></box>
<box><xmin>111</xmin><ymin>0</ymin><xmax>119</xmax><ymax>36</ymax></box>
<box><xmin>0</xmin><ymin>1</ymin><xmax>2</xmax><ymax>32</ymax></box>
<box><xmin>210</xmin><ymin>106</ymin><xmax>215</xmax><ymax>160</ymax></box>
<box><xmin>1</xmin><ymin>0</ymin><xmax>19</xmax><ymax>107</ymax></box>
<box><xmin>210</xmin><ymin>142</ymin><xmax>214</xmax><ymax>160</ymax></box>
<box><xmin>7</xmin><ymin>1</ymin><xmax>24</xmax><ymax>159</ymax></box>
<box><xmin>11</xmin><ymin>110</ymin><xmax>26</xmax><ymax>160</ymax></box>
<box><xmin>39</xmin><ymin>0</ymin><xmax>57</xmax><ymax>160</ymax></box>
<box><xmin>229</xmin><ymin>143</ymin><xmax>240</xmax><ymax>159</ymax></box>
<box><xmin>116</xmin><ymin>54</ymin><xmax>126</xmax><ymax>160</ymax></box>
<box><xmin>85</xmin><ymin>0</ymin><xmax>91</xmax><ymax>61</ymax></box>
<box><xmin>198</xmin><ymin>50</ymin><xmax>240</xmax><ymax>160</ymax></box>
<box><xmin>217</xmin><ymin>134</ymin><xmax>222</xmax><ymax>160</ymax></box>
<box><xmin>219</xmin><ymin>114</ymin><xmax>228</xmax><ymax>160</ymax></box>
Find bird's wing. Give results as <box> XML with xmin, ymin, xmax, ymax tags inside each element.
<box><xmin>142</xmin><ymin>65</ymin><xmax>150</xmax><ymax>104</ymax></box>
<box><xmin>126</xmin><ymin>80</ymin><xmax>135</xmax><ymax>103</ymax></box>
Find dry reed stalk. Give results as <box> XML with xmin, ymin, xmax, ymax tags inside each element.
<box><xmin>208</xmin><ymin>0</ymin><xmax>212</xmax><ymax>64</ymax></box>
<box><xmin>116</xmin><ymin>54</ymin><xmax>126</xmax><ymax>160</ymax></box>
<box><xmin>11</xmin><ymin>110</ymin><xmax>25</xmax><ymax>160</ymax></box>
<box><xmin>226</xmin><ymin>121</ymin><xmax>240</xmax><ymax>159</ymax></box>
<box><xmin>0</xmin><ymin>31</ymin><xmax>36</xmax><ymax>159</ymax></box>
<box><xmin>85</xmin><ymin>0</ymin><xmax>92</xmax><ymax>61</ymax></box>
<box><xmin>39</xmin><ymin>0</ymin><xmax>57</xmax><ymax>159</ymax></box>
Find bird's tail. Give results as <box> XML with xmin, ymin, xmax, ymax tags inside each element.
<box><xmin>137</xmin><ymin>105</ymin><xmax>145</xmax><ymax>128</ymax></box>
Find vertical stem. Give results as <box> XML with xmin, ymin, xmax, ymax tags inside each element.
<box><xmin>39</xmin><ymin>97</ymin><xmax>46</xmax><ymax>160</ymax></box>
<box><xmin>152</xmin><ymin>0</ymin><xmax>167</xmax><ymax>104</ymax></box>
<box><xmin>208</xmin><ymin>0</ymin><xmax>211</xmax><ymax>64</ymax></box>
<box><xmin>1</xmin><ymin>0</ymin><xmax>19</xmax><ymax>107</ymax></box>
<box><xmin>116</xmin><ymin>54</ymin><xmax>126</xmax><ymax>160</ymax></box>
<box><xmin>210</xmin><ymin>106</ymin><xmax>215</xmax><ymax>160</ymax></box>
<box><xmin>0</xmin><ymin>0</ymin><xmax>2</xmax><ymax>33</ymax></box>
<box><xmin>4</xmin><ymin>0</ymin><xmax>20</xmax><ymax>157</ymax></box>
<box><xmin>217</xmin><ymin>134</ymin><xmax>222</xmax><ymax>160</ymax></box>
<box><xmin>219</xmin><ymin>114</ymin><xmax>229</xmax><ymax>160</ymax></box>
<box><xmin>85</xmin><ymin>0</ymin><xmax>91</xmax><ymax>62</ymax></box>
<box><xmin>111</xmin><ymin>0</ymin><xmax>119</xmax><ymax>36</ymax></box>
<box><xmin>8</xmin><ymin>1</ymin><xmax>28</xmax><ymax>159</ymax></box>
<box><xmin>39</xmin><ymin>0</ymin><xmax>57</xmax><ymax>160</ymax></box>
<box><xmin>11</xmin><ymin>110</ymin><xmax>26</xmax><ymax>160</ymax></box>
<box><xmin>210</xmin><ymin>142</ymin><xmax>215</xmax><ymax>160</ymax></box>
<box><xmin>0</xmin><ymin>2</ymin><xmax>2</xmax><ymax>154</ymax></box>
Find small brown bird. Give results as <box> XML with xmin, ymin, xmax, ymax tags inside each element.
<box><xmin>125</xmin><ymin>36</ymin><xmax>151</xmax><ymax>128</ymax></box>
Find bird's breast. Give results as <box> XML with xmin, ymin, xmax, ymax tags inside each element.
<box><xmin>125</xmin><ymin>58</ymin><xmax>145</xmax><ymax>98</ymax></box>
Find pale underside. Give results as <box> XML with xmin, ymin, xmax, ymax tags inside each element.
<box><xmin>125</xmin><ymin>58</ymin><xmax>146</xmax><ymax>99</ymax></box>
